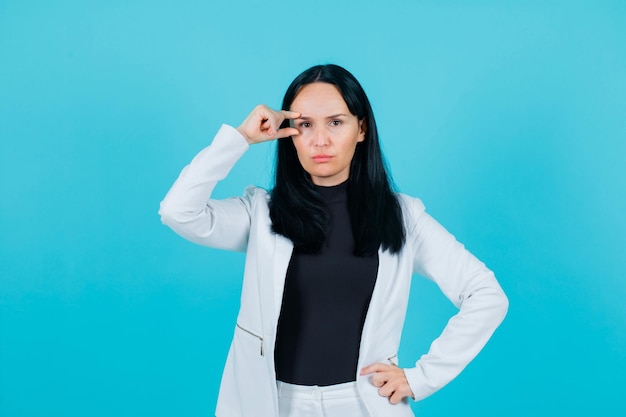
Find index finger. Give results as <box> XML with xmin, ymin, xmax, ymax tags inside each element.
<box><xmin>360</xmin><ymin>363</ymin><xmax>390</xmax><ymax>376</ymax></box>
<box><xmin>280</xmin><ymin>110</ymin><xmax>301</xmax><ymax>120</ymax></box>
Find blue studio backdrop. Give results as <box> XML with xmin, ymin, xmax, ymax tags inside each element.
<box><xmin>1</xmin><ymin>1</ymin><xmax>625</xmax><ymax>416</ymax></box>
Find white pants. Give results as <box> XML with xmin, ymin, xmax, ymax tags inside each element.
<box><xmin>277</xmin><ymin>381</ymin><xmax>371</xmax><ymax>417</ymax></box>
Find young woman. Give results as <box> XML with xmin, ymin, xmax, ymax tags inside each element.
<box><xmin>159</xmin><ymin>64</ymin><xmax>508</xmax><ymax>417</ymax></box>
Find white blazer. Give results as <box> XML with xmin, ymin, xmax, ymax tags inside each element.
<box><xmin>159</xmin><ymin>125</ymin><xmax>508</xmax><ymax>417</ymax></box>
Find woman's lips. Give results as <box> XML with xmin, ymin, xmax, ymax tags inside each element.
<box><xmin>312</xmin><ymin>154</ymin><xmax>333</xmax><ymax>163</ymax></box>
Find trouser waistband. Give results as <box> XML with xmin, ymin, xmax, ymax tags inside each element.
<box><xmin>277</xmin><ymin>381</ymin><xmax>359</xmax><ymax>400</ymax></box>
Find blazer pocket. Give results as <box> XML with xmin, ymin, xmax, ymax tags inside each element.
<box><xmin>236</xmin><ymin>322</ymin><xmax>265</xmax><ymax>356</ymax></box>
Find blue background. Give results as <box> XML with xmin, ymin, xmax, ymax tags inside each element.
<box><xmin>1</xmin><ymin>1</ymin><xmax>625</xmax><ymax>415</ymax></box>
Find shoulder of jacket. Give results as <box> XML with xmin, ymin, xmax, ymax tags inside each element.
<box><xmin>396</xmin><ymin>193</ymin><xmax>426</xmax><ymax>230</ymax></box>
<box><xmin>242</xmin><ymin>185</ymin><xmax>271</xmax><ymax>205</ymax></box>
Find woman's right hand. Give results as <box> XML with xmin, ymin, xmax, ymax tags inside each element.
<box><xmin>236</xmin><ymin>105</ymin><xmax>301</xmax><ymax>145</ymax></box>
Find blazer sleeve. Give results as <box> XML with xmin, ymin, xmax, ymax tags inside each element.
<box><xmin>158</xmin><ymin>124</ymin><xmax>258</xmax><ymax>252</ymax></box>
<box><xmin>402</xmin><ymin>197</ymin><xmax>509</xmax><ymax>401</ymax></box>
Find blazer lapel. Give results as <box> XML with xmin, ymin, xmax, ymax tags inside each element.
<box><xmin>272</xmin><ymin>234</ymin><xmax>294</xmax><ymax>320</ymax></box>
<box><xmin>359</xmin><ymin>248</ymin><xmax>393</xmax><ymax>363</ymax></box>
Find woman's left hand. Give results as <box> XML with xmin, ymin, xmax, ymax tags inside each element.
<box><xmin>360</xmin><ymin>363</ymin><xmax>415</xmax><ymax>404</ymax></box>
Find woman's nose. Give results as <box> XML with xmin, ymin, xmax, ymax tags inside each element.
<box><xmin>312</xmin><ymin>127</ymin><xmax>329</xmax><ymax>147</ymax></box>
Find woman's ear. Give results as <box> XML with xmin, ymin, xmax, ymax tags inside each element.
<box><xmin>358</xmin><ymin>119</ymin><xmax>367</xmax><ymax>142</ymax></box>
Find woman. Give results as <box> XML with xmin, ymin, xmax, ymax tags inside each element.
<box><xmin>159</xmin><ymin>64</ymin><xmax>508</xmax><ymax>417</ymax></box>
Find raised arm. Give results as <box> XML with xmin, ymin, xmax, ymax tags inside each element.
<box><xmin>159</xmin><ymin>106</ymin><xmax>300</xmax><ymax>251</ymax></box>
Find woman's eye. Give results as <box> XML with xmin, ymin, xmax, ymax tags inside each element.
<box><xmin>330</xmin><ymin>120</ymin><xmax>342</xmax><ymax>127</ymax></box>
<box><xmin>300</xmin><ymin>122</ymin><xmax>311</xmax><ymax>128</ymax></box>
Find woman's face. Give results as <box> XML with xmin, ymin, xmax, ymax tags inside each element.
<box><xmin>289</xmin><ymin>82</ymin><xmax>365</xmax><ymax>187</ymax></box>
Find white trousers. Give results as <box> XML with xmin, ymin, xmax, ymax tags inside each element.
<box><xmin>277</xmin><ymin>381</ymin><xmax>371</xmax><ymax>417</ymax></box>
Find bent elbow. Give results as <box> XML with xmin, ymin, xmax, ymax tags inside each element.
<box><xmin>158</xmin><ymin>199</ymin><xmax>186</xmax><ymax>228</ymax></box>
<box><xmin>158</xmin><ymin>200</ymin><xmax>173</xmax><ymax>226</ymax></box>
<box><xmin>495</xmin><ymin>288</ymin><xmax>509</xmax><ymax>323</ymax></box>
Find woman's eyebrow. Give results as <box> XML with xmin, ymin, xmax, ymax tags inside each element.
<box><xmin>296</xmin><ymin>113</ymin><xmax>349</xmax><ymax>120</ymax></box>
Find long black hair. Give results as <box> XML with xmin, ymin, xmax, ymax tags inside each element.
<box><xmin>269</xmin><ymin>64</ymin><xmax>405</xmax><ymax>256</ymax></box>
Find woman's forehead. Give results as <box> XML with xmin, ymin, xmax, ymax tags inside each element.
<box><xmin>290</xmin><ymin>82</ymin><xmax>351</xmax><ymax>116</ymax></box>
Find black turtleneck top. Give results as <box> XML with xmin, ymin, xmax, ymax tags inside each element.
<box><xmin>274</xmin><ymin>181</ymin><xmax>379</xmax><ymax>386</ymax></box>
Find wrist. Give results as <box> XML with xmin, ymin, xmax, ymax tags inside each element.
<box><xmin>236</xmin><ymin>126</ymin><xmax>256</xmax><ymax>144</ymax></box>
<box><xmin>235</xmin><ymin>127</ymin><xmax>252</xmax><ymax>144</ymax></box>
